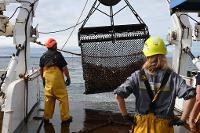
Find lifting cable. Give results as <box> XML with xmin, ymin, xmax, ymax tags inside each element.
<box><xmin>38</xmin><ymin>0</ymin><xmax>88</xmax><ymax>34</ymax></box>
<box><xmin>23</xmin><ymin>2</ymin><xmax>36</xmax><ymax>120</ymax></box>
<box><xmin>9</xmin><ymin>7</ymin><xmax>24</xmax><ymax>20</ymax></box>
<box><xmin>9</xmin><ymin>0</ymin><xmax>39</xmax><ymax>20</ymax></box>
<box><xmin>179</xmin><ymin>14</ymin><xmax>200</xmax><ymax>24</ymax></box>
<box><xmin>34</xmin><ymin>41</ymin><xmax>81</xmax><ymax>56</ymax></box>
<box><xmin>38</xmin><ymin>20</ymin><xmax>84</xmax><ymax>34</ymax></box>
<box><xmin>34</xmin><ymin>40</ymin><xmax>142</xmax><ymax>58</ymax></box>
<box><xmin>37</xmin><ymin>0</ymin><xmax>89</xmax><ymax>50</ymax></box>
<box><xmin>166</xmin><ymin>0</ymin><xmax>170</xmax><ymax>4</ymax></box>
<box><xmin>60</xmin><ymin>0</ymin><xmax>89</xmax><ymax>50</ymax></box>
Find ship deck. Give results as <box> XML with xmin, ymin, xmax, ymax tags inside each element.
<box><xmin>17</xmin><ymin>101</ymin><xmax>192</xmax><ymax>133</ymax></box>
<box><xmin>17</xmin><ymin>83</ymin><xmax>191</xmax><ymax>133</ymax></box>
<box><xmin>19</xmin><ymin>101</ymin><xmax>130</xmax><ymax>133</ymax></box>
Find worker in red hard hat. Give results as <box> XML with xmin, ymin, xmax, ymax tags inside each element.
<box><xmin>39</xmin><ymin>38</ymin><xmax>72</xmax><ymax>125</ymax></box>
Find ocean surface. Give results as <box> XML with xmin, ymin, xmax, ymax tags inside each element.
<box><xmin>0</xmin><ymin>46</ymin><xmax>199</xmax><ymax>114</ymax></box>
<box><xmin>0</xmin><ymin>49</ymin><xmax>136</xmax><ymax>114</ymax></box>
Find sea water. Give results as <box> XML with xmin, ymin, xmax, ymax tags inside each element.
<box><xmin>0</xmin><ymin>56</ymin><xmax>136</xmax><ymax>114</ymax></box>
<box><xmin>0</xmin><ymin>45</ymin><xmax>199</xmax><ymax>114</ymax></box>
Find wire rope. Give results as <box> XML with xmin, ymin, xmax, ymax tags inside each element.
<box><xmin>39</xmin><ymin>20</ymin><xmax>85</xmax><ymax>34</ymax></box>
<box><xmin>60</xmin><ymin>0</ymin><xmax>89</xmax><ymax>50</ymax></box>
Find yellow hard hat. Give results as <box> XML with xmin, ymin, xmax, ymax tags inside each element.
<box><xmin>143</xmin><ymin>36</ymin><xmax>167</xmax><ymax>57</ymax></box>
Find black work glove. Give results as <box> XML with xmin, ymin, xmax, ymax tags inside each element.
<box><xmin>42</xmin><ymin>80</ymin><xmax>45</xmax><ymax>87</ymax></box>
<box><xmin>122</xmin><ymin>114</ymin><xmax>135</xmax><ymax>125</ymax></box>
<box><xmin>65</xmin><ymin>78</ymin><xmax>71</xmax><ymax>86</ymax></box>
<box><xmin>169</xmin><ymin>118</ymin><xmax>186</xmax><ymax>126</ymax></box>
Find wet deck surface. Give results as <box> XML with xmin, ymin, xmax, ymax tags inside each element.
<box><xmin>18</xmin><ymin>82</ymin><xmax>191</xmax><ymax>133</ymax></box>
<box><xmin>17</xmin><ymin>82</ymin><xmax>133</xmax><ymax>133</ymax></box>
<box><xmin>14</xmin><ymin>100</ymin><xmax>192</xmax><ymax>133</ymax></box>
<box><xmin>36</xmin><ymin>102</ymin><xmax>191</xmax><ymax>133</ymax></box>
<box><xmin>39</xmin><ymin>101</ymin><xmax>131</xmax><ymax>133</ymax></box>
<box><xmin>16</xmin><ymin>101</ymin><xmax>192</xmax><ymax>133</ymax></box>
<box><xmin>20</xmin><ymin>101</ymin><xmax>131</xmax><ymax>133</ymax></box>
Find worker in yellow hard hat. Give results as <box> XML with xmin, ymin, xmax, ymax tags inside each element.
<box><xmin>114</xmin><ymin>36</ymin><xmax>196</xmax><ymax>133</ymax></box>
<box><xmin>189</xmin><ymin>73</ymin><xmax>200</xmax><ymax>133</ymax></box>
<box><xmin>39</xmin><ymin>38</ymin><xmax>72</xmax><ymax>125</ymax></box>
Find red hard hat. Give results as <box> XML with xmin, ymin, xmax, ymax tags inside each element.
<box><xmin>45</xmin><ymin>38</ymin><xmax>57</xmax><ymax>48</ymax></box>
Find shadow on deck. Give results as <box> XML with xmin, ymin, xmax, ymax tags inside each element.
<box><xmin>39</xmin><ymin>102</ymin><xmax>131</xmax><ymax>133</ymax></box>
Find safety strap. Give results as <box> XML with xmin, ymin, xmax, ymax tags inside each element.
<box><xmin>140</xmin><ymin>68</ymin><xmax>171</xmax><ymax>112</ymax></box>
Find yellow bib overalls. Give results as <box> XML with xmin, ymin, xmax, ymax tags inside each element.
<box><xmin>43</xmin><ymin>66</ymin><xmax>70</xmax><ymax>121</ymax></box>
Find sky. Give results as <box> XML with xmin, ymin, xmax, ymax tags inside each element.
<box><xmin>1</xmin><ymin>0</ymin><xmax>200</xmax><ymax>57</ymax></box>
<box><xmin>0</xmin><ymin>0</ymin><xmax>171</xmax><ymax>52</ymax></box>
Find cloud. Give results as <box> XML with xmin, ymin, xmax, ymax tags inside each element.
<box><xmin>0</xmin><ymin>0</ymin><xmax>177</xmax><ymax>50</ymax></box>
<box><xmin>0</xmin><ymin>37</ymin><xmax>13</xmax><ymax>46</ymax></box>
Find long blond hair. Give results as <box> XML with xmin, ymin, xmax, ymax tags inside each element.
<box><xmin>142</xmin><ymin>54</ymin><xmax>168</xmax><ymax>74</ymax></box>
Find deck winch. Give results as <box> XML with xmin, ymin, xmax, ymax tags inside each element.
<box><xmin>78</xmin><ymin>0</ymin><xmax>149</xmax><ymax>94</ymax></box>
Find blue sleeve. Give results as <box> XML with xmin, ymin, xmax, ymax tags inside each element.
<box><xmin>114</xmin><ymin>71</ymin><xmax>139</xmax><ymax>98</ymax></box>
<box><xmin>174</xmin><ymin>72</ymin><xmax>196</xmax><ymax>100</ymax></box>
<box><xmin>196</xmin><ymin>73</ymin><xmax>200</xmax><ymax>85</ymax></box>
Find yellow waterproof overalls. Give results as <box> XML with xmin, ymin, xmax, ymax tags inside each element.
<box><xmin>132</xmin><ymin>114</ymin><xmax>173</xmax><ymax>133</ymax></box>
<box><xmin>197</xmin><ymin>113</ymin><xmax>200</xmax><ymax>131</ymax></box>
<box><xmin>43</xmin><ymin>66</ymin><xmax>70</xmax><ymax>121</ymax></box>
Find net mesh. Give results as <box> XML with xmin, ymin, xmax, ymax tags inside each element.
<box><xmin>78</xmin><ymin>24</ymin><xmax>149</xmax><ymax>94</ymax></box>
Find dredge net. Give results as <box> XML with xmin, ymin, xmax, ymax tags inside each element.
<box><xmin>78</xmin><ymin>24</ymin><xmax>149</xmax><ymax>94</ymax></box>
